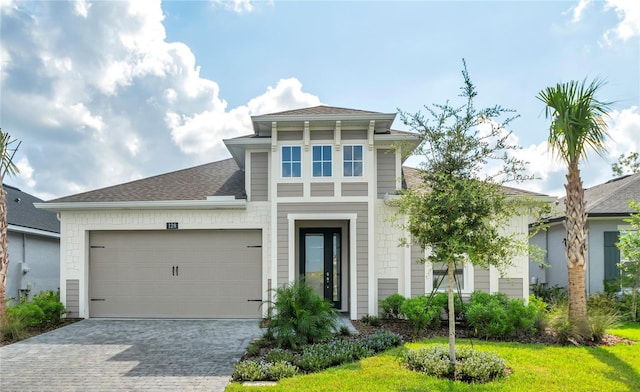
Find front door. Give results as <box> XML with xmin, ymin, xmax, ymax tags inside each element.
<box><xmin>300</xmin><ymin>228</ymin><xmax>341</xmax><ymax>308</ymax></box>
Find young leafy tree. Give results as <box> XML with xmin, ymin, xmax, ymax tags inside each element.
<box><xmin>0</xmin><ymin>129</ymin><xmax>21</xmax><ymax>327</ymax></box>
<box><xmin>396</xmin><ymin>61</ymin><xmax>536</xmax><ymax>365</ymax></box>
<box><xmin>537</xmin><ymin>79</ymin><xmax>612</xmax><ymax>338</ymax></box>
<box><xmin>617</xmin><ymin>200</ymin><xmax>640</xmax><ymax>322</ymax></box>
<box><xmin>612</xmin><ymin>152</ymin><xmax>639</xmax><ymax>176</ymax></box>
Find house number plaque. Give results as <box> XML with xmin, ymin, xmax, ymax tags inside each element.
<box><xmin>166</xmin><ymin>222</ymin><xmax>179</xmax><ymax>230</ymax></box>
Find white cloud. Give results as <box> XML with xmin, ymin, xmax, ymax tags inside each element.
<box><xmin>211</xmin><ymin>0</ymin><xmax>257</xmax><ymax>14</ymax></box>
<box><xmin>569</xmin><ymin>0</ymin><xmax>592</xmax><ymax>23</ymax></box>
<box><xmin>603</xmin><ymin>0</ymin><xmax>640</xmax><ymax>42</ymax></box>
<box><xmin>15</xmin><ymin>157</ymin><xmax>35</xmax><ymax>188</ymax></box>
<box><xmin>1</xmin><ymin>1</ymin><xmax>320</xmax><ymax>199</ymax></box>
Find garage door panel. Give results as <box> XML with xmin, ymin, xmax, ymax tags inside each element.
<box><xmin>89</xmin><ymin>230</ymin><xmax>262</xmax><ymax>318</ymax></box>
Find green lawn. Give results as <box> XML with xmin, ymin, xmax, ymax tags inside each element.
<box><xmin>226</xmin><ymin>323</ymin><xmax>640</xmax><ymax>392</ymax></box>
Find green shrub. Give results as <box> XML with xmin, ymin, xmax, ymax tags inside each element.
<box><xmin>266</xmin><ymin>361</ymin><xmax>298</xmax><ymax>380</ymax></box>
<box><xmin>454</xmin><ymin>347</ymin><xmax>507</xmax><ymax>383</ymax></box>
<box><xmin>6</xmin><ymin>302</ymin><xmax>45</xmax><ymax>327</ymax></box>
<box><xmin>587</xmin><ymin>291</ymin><xmax>618</xmax><ymax>313</ymax></box>
<box><xmin>361</xmin><ymin>329</ymin><xmax>403</xmax><ymax>352</ymax></box>
<box><xmin>32</xmin><ymin>290</ymin><xmax>66</xmax><ymax>324</ymax></box>
<box><xmin>402</xmin><ymin>345</ymin><xmax>506</xmax><ymax>383</ymax></box>
<box><xmin>265</xmin><ymin>348</ymin><xmax>295</xmax><ymax>364</ymax></box>
<box><xmin>266</xmin><ymin>279</ymin><xmax>338</xmax><ymax>349</ymax></box>
<box><xmin>588</xmin><ymin>310</ymin><xmax>622</xmax><ymax>342</ymax></box>
<box><xmin>466</xmin><ymin>291</ymin><xmax>539</xmax><ymax>339</ymax></box>
<box><xmin>400</xmin><ymin>296</ymin><xmax>442</xmax><ymax>330</ymax></box>
<box><xmin>360</xmin><ymin>314</ymin><xmax>381</xmax><ymax>326</ymax></box>
<box><xmin>0</xmin><ymin>316</ymin><xmax>28</xmax><ymax>342</ymax></box>
<box><xmin>232</xmin><ymin>360</ymin><xmax>269</xmax><ymax>381</ymax></box>
<box><xmin>530</xmin><ymin>284</ymin><xmax>568</xmax><ymax>307</ymax></box>
<box><xmin>529</xmin><ymin>295</ymin><xmax>549</xmax><ymax>331</ymax></box>
<box><xmin>547</xmin><ymin>305</ymin><xmax>580</xmax><ymax>344</ymax></box>
<box><xmin>380</xmin><ymin>293</ymin><xmax>405</xmax><ymax>319</ymax></box>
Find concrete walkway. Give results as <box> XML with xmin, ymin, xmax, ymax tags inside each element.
<box><xmin>0</xmin><ymin>319</ymin><xmax>262</xmax><ymax>391</ymax></box>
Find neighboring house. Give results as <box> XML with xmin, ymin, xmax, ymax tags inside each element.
<box><xmin>37</xmin><ymin>105</ymin><xmax>540</xmax><ymax>320</ymax></box>
<box><xmin>530</xmin><ymin>172</ymin><xmax>640</xmax><ymax>294</ymax></box>
<box><xmin>5</xmin><ymin>184</ymin><xmax>60</xmax><ymax>302</ymax></box>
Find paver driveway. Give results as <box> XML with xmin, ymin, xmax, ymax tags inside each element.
<box><xmin>0</xmin><ymin>319</ymin><xmax>262</xmax><ymax>391</ymax></box>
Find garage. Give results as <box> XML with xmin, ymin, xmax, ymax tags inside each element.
<box><xmin>89</xmin><ymin>229</ymin><xmax>262</xmax><ymax>318</ymax></box>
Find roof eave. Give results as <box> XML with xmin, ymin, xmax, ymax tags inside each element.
<box><xmin>34</xmin><ymin>199</ymin><xmax>248</xmax><ymax>212</ymax></box>
<box><xmin>8</xmin><ymin>224</ymin><xmax>60</xmax><ymax>238</ymax></box>
<box><xmin>251</xmin><ymin>112</ymin><xmax>397</xmax><ymax>123</ymax></box>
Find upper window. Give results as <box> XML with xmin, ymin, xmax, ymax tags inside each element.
<box><xmin>343</xmin><ymin>145</ymin><xmax>363</xmax><ymax>177</ymax></box>
<box><xmin>432</xmin><ymin>262</ymin><xmax>465</xmax><ymax>291</ymax></box>
<box><xmin>282</xmin><ymin>146</ymin><xmax>301</xmax><ymax>177</ymax></box>
<box><xmin>312</xmin><ymin>145</ymin><xmax>332</xmax><ymax>177</ymax></box>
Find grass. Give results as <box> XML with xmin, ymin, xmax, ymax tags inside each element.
<box><xmin>226</xmin><ymin>323</ymin><xmax>640</xmax><ymax>392</ymax></box>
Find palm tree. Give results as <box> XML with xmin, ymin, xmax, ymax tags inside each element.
<box><xmin>537</xmin><ymin>79</ymin><xmax>611</xmax><ymax>337</ymax></box>
<box><xmin>0</xmin><ymin>129</ymin><xmax>21</xmax><ymax>327</ymax></box>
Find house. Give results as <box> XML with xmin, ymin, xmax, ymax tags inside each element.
<box><xmin>530</xmin><ymin>172</ymin><xmax>640</xmax><ymax>294</ymax></box>
<box><xmin>5</xmin><ymin>184</ymin><xmax>60</xmax><ymax>302</ymax></box>
<box><xmin>37</xmin><ymin>105</ymin><xmax>539</xmax><ymax>320</ymax></box>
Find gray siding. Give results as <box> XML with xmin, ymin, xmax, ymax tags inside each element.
<box><xmin>279</xmin><ymin>131</ymin><xmax>303</xmax><ymax>141</ymax></box>
<box><xmin>310</xmin><ymin>130</ymin><xmax>334</xmax><ymax>140</ymax></box>
<box><xmin>250</xmin><ymin>152</ymin><xmax>268</xmax><ymax>201</ymax></box>
<box><xmin>66</xmin><ymin>279</ymin><xmax>80</xmax><ymax>318</ymax></box>
<box><xmin>341</xmin><ymin>182</ymin><xmax>368</xmax><ymax>197</ymax></box>
<box><xmin>411</xmin><ymin>244</ymin><xmax>425</xmax><ymax>297</ymax></box>
<box><xmin>342</xmin><ymin>130</ymin><xmax>367</xmax><ymax>140</ymax></box>
<box><xmin>474</xmin><ymin>266</ymin><xmax>490</xmax><ymax>292</ymax></box>
<box><xmin>498</xmin><ymin>278</ymin><xmax>523</xmax><ymax>299</ymax></box>
<box><xmin>378</xmin><ymin>278</ymin><xmax>398</xmax><ymax>310</ymax></box>
<box><xmin>377</xmin><ymin>149</ymin><xmax>396</xmax><ymax>198</ymax></box>
<box><xmin>7</xmin><ymin>232</ymin><xmax>60</xmax><ymax>302</ymax></box>
<box><xmin>310</xmin><ymin>183</ymin><xmax>334</xmax><ymax>197</ymax></box>
<box><xmin>277</xmin><ymin>202</ymin><xmax>369</xmax><ymax>317</ymax></box>
<box><xmin>277</xmin><ymin>183</ymin><xmax>303</xmax><ymax>197</ymax></box>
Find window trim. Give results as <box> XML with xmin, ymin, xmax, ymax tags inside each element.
<box><xmin>281</xmin><ymin>145</ymin><xmax>302</xmax><ymax>178</ymax></box>
<box><xmin>343</xmin><ymin>144</ymin><xmax>364</xmax><ymax>177</ymax></box>
<box><xmin>425</xmin><ymin>257</ymin><xmax>475</xmax><ymax>294</ymax></box>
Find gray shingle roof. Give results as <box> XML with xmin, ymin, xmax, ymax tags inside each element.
<box><xmin>555</xmin><ymin>172</ymin><xmax>640</xmax><ymax>216</ymax></box>
<box><xmin>49</xmin><ymin>158</ymin><xmax>245</xmax><ymax>203</ymax></box>
<box><xmin>401</xmin><ymin>166</ymin><xmax>548</xmax><ymax>197</ymax></box>
<box><xmin>5</xmin><ymin>184</ymin><xmax>60</xmax><ymax>233</ymax></box>
<box><xmin>266</xmin><ymin>105</ymin><xmax>382</xmax><ymax>116</ymax></box>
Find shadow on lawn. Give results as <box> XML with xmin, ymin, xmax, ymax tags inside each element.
<box><xmin>588</xmin><ymin>346</ymin><xmax>640</xmax><ymax>389</ymax></box>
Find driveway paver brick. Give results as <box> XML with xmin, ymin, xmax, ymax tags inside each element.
<box><xmin>0</xmin><ymin>319</ymin><xmax>262</xmax><ymax>391</ymax></box>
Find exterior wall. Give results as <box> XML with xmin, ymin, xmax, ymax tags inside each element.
<box><xmin>411</xmin><ymin>245</ymin><xmax>425</xmax><ymax>297</ymax></box>
<box><xmin>58</xmin><ymin>202</ymin><xmax>271</xmax><ymax>318</ymax></box>
<box><xmin>277</xmin><ymin>183</ymin><xmax>303</xmax><ymax>197</ymax></box>
<box><xmin>376</xmin><ymin>149</ymin><xmax>396</xmax><ymax>198</ymax></box>
<box><xmin>341</xmin><ymin>182</ymin><xmax>368</xmax><ymax>197</ymax></box>
<box><xmin>310</xmin><ymin>183</ymin><xmax>334</xmax><ymax>197</ymax></box>
<box><xmin>377</xmin><ymin>278</ymin><xmax>398</xmax><ymax>308</ymax></box>
<box><xmin>7</xmin><ymin>231</ymin><xmax>60</xmax><ymax>302</ymax></box>
<box><xmin>474</xmin><ymin>267</ymin><xmax>490</xmax><ymax>292</ymax></box>
<box><xmin>250</xmin><ymin>152</ymin><xmax>268</xmax><ymax>201</ymax></box>
<box><xmin>587</xmin><ymin>218</ymin><xmax>626</xmax><ymax>294</ymax></box>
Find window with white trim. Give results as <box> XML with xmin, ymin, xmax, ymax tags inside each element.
<box><xmin>343</xmin><ymin>145</ymin><xmax>363</xmax><ymax>177</ymax></box>
<box><xmin>282</xmin><ymin>146</ymin><xmax>301</xmax><ymax>177</ymax></box>
<box><xmin>426</xmin><ymin>259</ymin><xmax>474</xmax><ymax>294</ymax></box>
<box><xmin>312</xmin><ymin>145</ymin><xmax>332</xmax><ymax>177</ymax></box>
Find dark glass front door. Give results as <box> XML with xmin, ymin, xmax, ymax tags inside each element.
<box><xmin>300</xmin><ymin>228</ymin><xmax>341</xmax><ymax>308</ymax></box>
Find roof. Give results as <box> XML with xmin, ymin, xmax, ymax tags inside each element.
<box><xmin>401</xmin><ymin>166</ymin><xmax>548</xmax><ymax>197</ymax></box>
<box><xmin>266</xmin><ymin>105</ymin><xmax>382</xmax><ymax>116</ymax></box>
<box><xmin>554</xmin><ymin>172</ymin><xmax>640</xmax><ymax>217</ymax></box>
<box><xmin>5</xmin><ymin>184</ymin><xmax>60</xmax><ymax>233</ymax></box>
<box><xmin>49</xmin><ymin>158</ymin><xmax>245</xmax><ymax>203</ymax></box>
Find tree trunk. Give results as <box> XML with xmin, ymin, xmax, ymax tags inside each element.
<box><xmin>564</xmin><ymin>161</ymin><xmax>589</xmax><ymax>338</ymax></box>
<box><xmin>448</xmin><ymin>259</ymin><xmax>456</xmax><ymax>366</ymax></box>
<box><xmin>0</xmin><ymin>185</ymin><xmax>8</xmax><ymax>327</ymax></box>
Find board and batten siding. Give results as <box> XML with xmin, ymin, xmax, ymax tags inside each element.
<box><xmin>498</xmin><ymin>278</ymin><xmax>523</xmax><ymax>299</ymax></box>
<box><xmin>276</xmin><ymin>202</ymin><xmax>369</xmax><ymax>317</ymax></box>
<box><xmin>310</xmin><ymin>183</ymin><xmax>334</xmax><ymax>197</ymax></box>
<box><xmin>474</xmin><ymin>267</ymin><xmax>490</xmax><ymax>293</ymax></box>
<box><xmin>250</xmin><ymin>152</ymin><xmax>268</xmax><ymax>201</ymax></box>
<box><xmin>377</xmin><ymin>149</ymin><xmax>396</xmax><ymax>198</ymax></box>
<box><xmin>277</xmin><ymin>183</ymin><xmax>303</xmax><ymax>197</ymax></box>
<box><xmin>341</xmin><ymin>182</ymin><xmax>368</xmax><ymax>197</ymax></box>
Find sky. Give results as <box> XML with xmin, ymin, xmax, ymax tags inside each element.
<box><xmin>0</xmin><ymin>0</ymin><xmax>638</xmax><ymax>201</ymax></box>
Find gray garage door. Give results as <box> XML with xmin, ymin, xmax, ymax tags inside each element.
<box><xmin>89</xmin><ymin>230</ymin><xmax>262</xmax><ymax>318</ymax></box>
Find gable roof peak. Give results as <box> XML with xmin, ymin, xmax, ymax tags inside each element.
<box><xmin>265</xmin><ymin>105</ymin><xmax>383</xmax><ymax>116</ymax></box>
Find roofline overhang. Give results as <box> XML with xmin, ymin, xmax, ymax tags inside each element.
<box><xmin>528</xmin><ymin>212</ymin><xmax>633</xmax><ymax>228</ymax></box>
<box><xmin>34</xmin><ymin>199</ymin><xmax>247</xmax><ymax>212</ymax></box>
<box><xmin>8</xmin><ymin>224</ymin><xmax>60</xmax><ymax>239</ymax></box>
<box><xmin>251</xmin><ymin>112</ymin><xmax>397</xmax><ymax>123</ymax></box>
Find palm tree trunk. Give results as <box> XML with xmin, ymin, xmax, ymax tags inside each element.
<box><xmin>448</xmin><ymin>259</ymin><xmax>456</xmax><ymax>366</ymax></box>
<box><xmin>564</xmin><ymin>161</ymin><xmax>589</xmax><ymax>337</ymax></box>
<box><xmin>0</xmin><ymin>185</ymin><xmax>8</xmax><ymax>327</ymax></box>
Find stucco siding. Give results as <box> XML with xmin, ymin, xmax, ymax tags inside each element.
<box><xmin>250</xmin><ymin>152</ymin><xmax>268</xmax><ymax>201</ymax></box>
<box><xmin>377</xmin><ymin>149</ymin><xmax>396</xmax><ymax>198</ymax></box>
<box><xmin>7</xmin><ymin>232</ymin><xmax>60</xmax><ymax>301</ymax></box>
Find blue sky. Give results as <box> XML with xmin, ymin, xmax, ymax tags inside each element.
<box><xmin>1</xmin><ymin>0</ymin><xmax>638</xmax><ymax>199</ymax></box>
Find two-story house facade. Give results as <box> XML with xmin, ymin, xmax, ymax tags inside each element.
<box><xmin>38</xmin><ymin>105</ymin><xmax>534</xmax><ymax>320</ymax></box>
